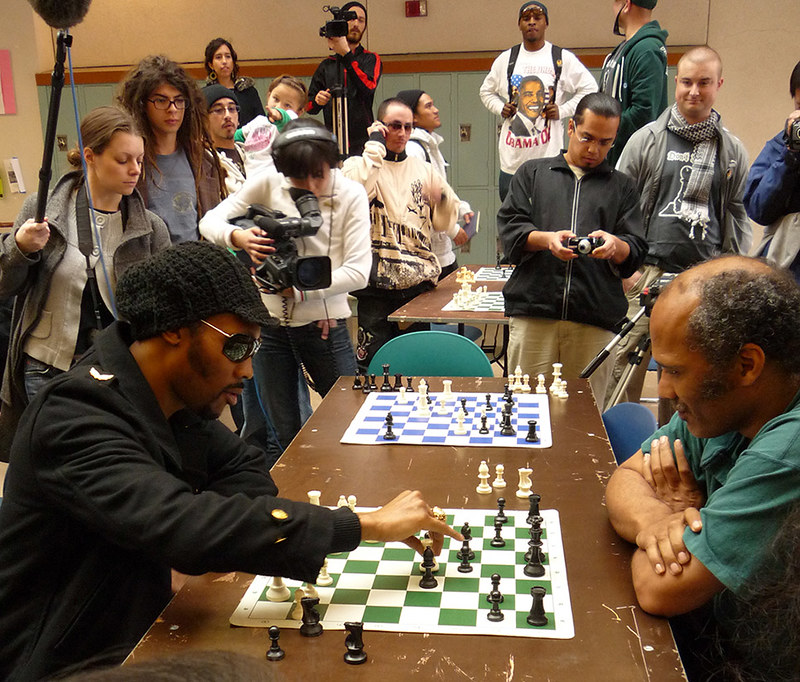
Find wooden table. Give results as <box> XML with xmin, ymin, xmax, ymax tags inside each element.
<box><xmin>129</xmin><ymin>378</ymin><xmax>686</xmax><ymax>681</ymax></box>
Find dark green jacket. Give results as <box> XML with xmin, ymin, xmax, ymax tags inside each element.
<box><xmin>600</xmin><ymin>20</ymin><xmax>669</xmax><ymax>166</ymax></box>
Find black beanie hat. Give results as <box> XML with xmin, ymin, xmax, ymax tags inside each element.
<box><xmin>116</xmin><ymin>241</ymin><xmax>271</xmax><ymax>340</ymax></box>
<box><xmin>631</xmin><ymin>0</ymin><xmax>657</xmax><ymax>8</ymax></box>
<box><xmin>395</xmin><ymin>89</ymin><xmax>425</xmax><ymax>114</ymax></box>
<box><xmin>519</xmin><ymin>1</ymin><xmax>548</xmax><ymax>23</ymax></box>
<box><xmin>202</xmin><ymin>84</ymin><xmax>239</xmax><ymax>109</ymax></box>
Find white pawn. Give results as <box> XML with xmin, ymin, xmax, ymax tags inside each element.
<box><xmin>303</xmin><ymin>582</ymin><xmax>319</xmax><ymax>600</ymax></box>
<box><xmin>417</xmin><ymin>391</ymin><xmax>430</xmax><ymax>417</ymax></box>
<box><xmin>307</xmin><ymin>490</ymin><xmax>321</xmax><ymax>506</ymax></box>
<box><xmin>337</xmin><ymin>495</ymin><xmax>348</xmax><ymax>508</ymax></box>
<box><xmin>398</xmin><ymin>386</ymin><xmax>408</xmax><ymax>403</ymax></box>
<box><xmin>436</xmin><ymin>398</ymin><xmax>448</xmax><ymax>415</ymax></box>
<box><xmin>291</xmin><ymin>587</ymin><xmax>306</xmax><ymax>619</ymax></box>
<box><xmin>454</xmin><ymin>408</ymin><xmax>468</xmax><ymax>435</ymax></box>
<box><xmin>347</xmin><ymin>494</ymin><xmax>357</xmax><ymax>511</ymax></box>
<box><xmin>557</xmin><ymin>380</ymin><xmax>569</xmax><ymax>399</ymax></box>
<box><xmin>317</xmin><ymin>558</ymin><xmax>333</xmax><ymax>586</ymax></box>
<box><xmin>521</xmin><ymin>374</ymin><xmax>531</xmax><ymax>393</ymax></box>
<box><xmin>266</xmin><ymin>576</ymin><xmax>291</xmax><ymax>602</ymax></box>
<box><xmin>535</xmin><ymin>374</ymin><xmax>547</xmax><ymax>394</ymax></box>
<box><xmin>516</xmin><ymin>467</ymin><xmax>533</xmax><ymax>499</ymax></box>
<box><xmin>476</xmin><ymin>460</ymin><xmax>492</xmax><ymax>494</ymax></box>
<box><xmin>493</xmin><ymin>463</ymin><xmax>507</xmax><ymax>488</ymax></box>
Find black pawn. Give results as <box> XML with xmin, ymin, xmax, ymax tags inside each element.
<box><xmin>484</xmin><ymin>393</ymin><xmax>494</xmax><ymax>411</ymax></box>
<box><xmin>487</xmin><ymin>590</ymin><xmax>504</xmax><ymax>622</ymax></box>
<box><xmin>369</xmin><ymin>374</ymin><xmax>378</xmax><ymax>391</ymax></box>
<box><xmin>502</xmin><ymin>384</ymin><xmax>512</xmax><ymax>401</ymax></box>
<box><xmin>266</xmin><ymin>625</ymin><xmax>285</xmax><ymax>661</ymax></box>
<box><xmin>419</xmin><ymin>546</ymin><xmax>438</xmax><ymax>589</ymax></box>
<box><xmin>343</xmin><ymin>621</ymin><xmax>367</xmax><ymax>665</ymax></box>
<box><xmin>383</xmin><ymin>412</ymin><xmax>396</xmax><ymax>441</ymax></box>
<box><xmin>525</xmin><ymin>419</ymin><xmax>539</xmax><ymax>443</ymax></box>
<box><xmin>527</xmin><ymin>586</ymin><xmax>549</xmax><ymax>627</ymax></box>
<box><xmin>479</xmin><ymin>414</ymin><xmax>489</xmax><ymax>434</ymax></box>
<box><xmin>380</xmin><ymin>364</ymin><xmax>393</xmax><ymax>391</ymax></box>
<box><xmin>490</xmin><ymin>519</ymin><xmax>505</xmax><ymax>547</ymax></box>
<box><xmin>496</xmin><ymin>497</ymin><xmax>508</xmax><ymax>524</ymax></box>
<box><xmin>457</xmin><ymin>544</ymin><xmax>473</xmax><ymax>573</ymax></box>
<box><xmin>393</xmin><ymin>373</ymin><xmax>403</xmax><ymax>391</ymax></box>
<box><xmin>299</xmin><ymin>596</ymin><xmax>323</xmax><ymax>637</ymax></box>
<box><xmin>406</xmin><ymin>376</ymin><xmax>415</xmax><ymax>392</ymax></box>
<box><xmin>486</xmin><ymin>572</ymin><xmax>504</xmax><ymax>604</ymax></box>
<box><xmin>526</xmin><ymin>493</ymin><xmax>542</xmax><ymax>525</ymax></box>
<box><xmin>352</xmin><ymin>372</ymin><xmax>363</xmax><ymax>390</ymax></box>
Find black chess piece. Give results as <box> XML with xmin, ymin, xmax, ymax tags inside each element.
<box><xmin>457</xmin><ymin>523</ymin><xmax>475</xmax><ymax>560</ymax></box>
<box><xmin>352</xmin><ymin>371</ymin><xmax>363</xmax><ymax>391</ymax></box>
<box><xmin>343</xmin><ymin>621</ymin><xmax>368</xmax><ymax>665</ymax></box>
<box><xmin>525</xmin><ymin>419</ymin><xmax>539</xmax><ymax>443</ymax></box>
<box><xmin>484</xmin><ymin>393</ymin><xmax>494</xmax><ymax>411</ymax></box>
<box><xmin>299</xmin><ymin>596</ymin><xmax>323</xmax><ymax>637</ymax></box>
<box><xmin>526</xmin><ymin>493</ymin><xmax>542</xmax><ymax>525</ymax></box>
<box><xmin>383</xmin><ymin>412</ymin><xmax>397</xmax><ymax>441</ymax></box>
<box><xmin>487</xmin><ymin>589</ymin><xmax>504</xmax><ymax>622</ymax></box>
<box><xmin>499</xmin><ymin>410</ymin><xmax>516</xmax><ymax>436</ymax></box>
<box><xmin>419</xmin><ymin>546</ymin><xmax>438</xmax><ymax>589</ymax></box>
<box><xmin>490</xmin><ymin>519</ymin><xmax>505</xmax><ymax>547</ymax></box>
<box><xmin>380</xmin><ymin>364</ymin><xmax>393</xmax><ymax>392</ymax></box>
<box><xmin>369</xmin><ymin>374</ymin><xmax>378</xmax><ymax>391</ymax></box>
<box><xmin>460</xmin><ymin>397</ymin><xmax>468</xmax><ymax>415</ymax></box>
<box><xmin>496</xmin><ymin>497</ymin><xmax>508</xmax><ymax>524</ymax></box>
<box><xmin>527</xmin><ymin>586</ymin><xmax>548</xmax><ymax>627</ymax></box>
<box><xmin>479</xmin><ymin>414</ymin><xmax>490</xmax><ymax>434</ymax></box>
<box><xmin>486</xmin><ymin>572</ymin><xmax>504</xmax><ymax>604</ymax></box>
<box><xmin>457</xmin><ymin>543</ymin><xmax>473</xmax><ymax>573</ymax></box>
<box><xmin>393</xmin><ymin>373</ymin><xmax>403</xmax><ymax>391</ymax></box>
<box><xmin>266</xmin><ymin>625</ymin><xmax>285</xmax><ymax>661</ymax></box>
<box><xmin>406</xmin><ymin>376</ymin><xmax>415</xmax><ymax>392</ymax></box>
<box><xmin>523</xmin><ymin>531</ymin><xmax>546</xmax><ymax>578</ymax></box>
<box><xmin>524</xmin><ymin>525</ymin><xmax>544</xmax><ymax>563</ymax></box>
<box><xmin>461</xmin><ymin>522</ymin><xmax>473</xmax><ymax>542</ymax></box>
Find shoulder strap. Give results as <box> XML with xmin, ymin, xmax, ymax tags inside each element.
<box><xmin>409</xmin><ymin>138</ymin><xmax>430</xmax><ymax>163</ymax></box>
<box><xmin>551</xmin><ymin>45</ymin><xmax>563</xmax><ymax>98</ymax></box>
<box><xmin>75</xmin><ymin>185</ymin><xmax>106</xmax><ymax>331</ymax></box>
<box><xmin>506</xmin><ymin>44</ymin><xmax>521</xmax><ymax>101</ymax></box>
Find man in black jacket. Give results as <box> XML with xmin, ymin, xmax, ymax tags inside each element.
<box><xmin>0</xmin><ymin>242</ymin><xmax>458</xmax><ymax>682</ymax></box>
<box><xmin>498</xmin><ymin>92</ymin><xmax>646</xmax><ymax>398</ymax></box>
<box><xmin>307</xmin><ymin>1</ymin><xmax>382</xmax><ymax>156</ymax></box>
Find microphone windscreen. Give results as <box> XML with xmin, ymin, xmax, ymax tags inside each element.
<box><xmin>28</xmin><ymin>0</ymin><xmax>91</xmax><ymax>29</ymax></box>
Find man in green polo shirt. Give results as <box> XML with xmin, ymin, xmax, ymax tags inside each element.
<box><xmin>606</xmin><ymin>255</ymin><xmax>800</xmax><ymax>675</ymax></box>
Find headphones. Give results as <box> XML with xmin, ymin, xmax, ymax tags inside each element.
<box><xmin>272</xmin><ymin>122</ymin><xmax>339</xmax><ymax>175</ymax></box>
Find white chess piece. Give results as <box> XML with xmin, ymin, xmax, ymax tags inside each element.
<box><xmin>550</xmin><ymin>363</ymin><xmax>563</xmax><ymax>394</ymax></box>
<box><xmin>516</xmin><ymin>467</ymin><xmax>533</xmax><ymax>499</ymax></box>
<box><xmin>476</xmin><ymin>460</ymin><xmax>492</xmax><ymax>494</ymax></box>
<box><xmin>417</xmin><ymin>391</ymin><xmax>431</xmax><ymax>417</ymax></box>
<box><xmin>303</xmin><ymin>582</ymin><xmax>319</xmax><ymax>600</ymax></box>
<box><xmin>266</xmin><ymin>576</ymin><xmax>291</xmax><ymax>602</ymax></box>
<box><xmin>493</xmin><ymin>463</ymin><xmax>507</xmax><ymax>488</ymax></box>
<box><xmin>441</xmin><ymin>379</ymin><xmax>453</xmax><ymax>401</ymax></box>
<box><xmin>291</xmin><ymin>587</ymin><xmax>306</xmax><ymax>619</ymax></box>
<box><xmin>557</xmin><ymin>380</ymin><xmax>568</xmax><ymax>399</ymax></box>
<box><xmin>454</xmin><ymin>408</ymin><xmax>468</xmax><ymax>435</ymax></box>
<box><xmin>307</xmin><ymin>490</ymin><xmax>321</xmax><ymax>506</ymax></box>
<box><xmin>316</xmin><ymin>558</ymin><xmax>333</xmax><ymax>586</ymax></box>
<box><xmin>436</xmin><ymin>398</ymin><xmax>448</xmax><ymax>415</ymax></box>
<box><xmin>337</xmin><ymin>495</ymin><xmax>348</xmax><ymax>508</ymax></box>
<box><xmin>347</xmin><ymin>494</ymin><xmax>357</xmax><ymax>511</ymax></box>
<box><xmin>398</xmin><ymin>386</ymin><xmax>408</xmax><ymax>404</ymax></box>
<box><xmin>521</xmin><ymin>374</ymin><xmax>531</xmax><ymax>393</ymax></box>
<box><xmin>535</xmin><ymin>374</ymin><xmax>547</xmax><ymax>394</ymax></box>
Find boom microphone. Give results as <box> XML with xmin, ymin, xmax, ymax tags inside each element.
<box><xmin>27</xmin><ymin>0</ymin><xmax>91</xmax><ymax>29</ymax></box>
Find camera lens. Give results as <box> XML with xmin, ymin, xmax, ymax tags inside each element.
<box><xmin>577</xmin><ymin>238</ymin><xmax>592</xmax><ymax>255</ymax></box>
<box><xmin>295</xmin><ymin>256</ymin><xmax>332</xmax><ymax>290</ymax></box>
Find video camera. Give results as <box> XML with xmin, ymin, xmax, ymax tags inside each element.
<box><xmin>788</xmin><ymin>119</ymin><xmax>800</xmax><ymax>153</ymax></box>
<box><xmin>566</xmin><ymin>236</ymin><xmax>604</xmax><ymax>255</ymax></box>
<box><xmin>232</xmin><ymin>188</ymin><xmax>332</xmax><ymax>294</ymax></box>
<box><xmin>639</xmin><ymin>272</ymin><xmax>677</xmax><ymax>315</ymax></box>
<box><xmin>319</xmin><ymin>5</ymin><xmax>356</xmax><ymax>38</ymax></box>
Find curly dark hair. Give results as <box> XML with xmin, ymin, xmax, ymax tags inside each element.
<box><xmin>204</xmin><ymin>38</ymin><xmax>239</xmax><ymax>82</ymax></box>
<box><xmin>684</xmin><ymin>258</ymin><xmax>800</xmax><ymax>375</ymax></box>
<box><xmin>116</xmin><ymin>54</ymin><xmax>223</xmax><ymax>201</ymax></box>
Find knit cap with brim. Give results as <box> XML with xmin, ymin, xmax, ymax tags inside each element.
<box><xmin>631</xmin><ymin>0</ymin><xmax>657</xmax><ymax>8</ymax></box>
<box><xmin>116</xmin><ymin>241</ymin><xmax>272</xmax><ymax>340</ymax></box>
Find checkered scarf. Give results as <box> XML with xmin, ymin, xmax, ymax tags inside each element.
<box><xmin>666</xmin><ymin>104</ymin><xmax>720</xmax><ymax>238</ymax></box>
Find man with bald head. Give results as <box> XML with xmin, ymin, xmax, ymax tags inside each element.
<box><xmin>605</xmin><ymin>46</ymin><xmax>752</xmax><ymax>409</ymax></box>
<box><xmin>606</xmin><ymin>255</ymin><xmax>800</xmax><ymax>673</ymax></box>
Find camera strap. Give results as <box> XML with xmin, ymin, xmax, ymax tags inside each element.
<box><xmin>75</xmin><ymin>185</ymin><xmax>106</xmax><ymax>332</ymax></box>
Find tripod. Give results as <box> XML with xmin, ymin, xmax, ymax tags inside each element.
<box><xmin>330</xmin><ymin>58</ymin><xmax>349</xmax><ymax>158</ymax></box>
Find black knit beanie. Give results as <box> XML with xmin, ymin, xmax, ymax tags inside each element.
<box><xmin>395</xmin><ymin>89</ymin><xmax>425</xmax><ymax>114</ymax></box>
<box><xmin>202</xmin><ymin>84</ymin><xmax>239</xmax><ymax>109</ymax></box>
<box><xmin>116</xmin><ymin>241</ymin><xmax>271</xmax><ymax>340</ymax></box>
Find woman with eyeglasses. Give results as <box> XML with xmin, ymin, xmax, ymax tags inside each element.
<box><xmin>118</xmin><ymin>55</ymin><xmax>227</xmax><ymax>243</ymax></box>
<box><xmin>203</xmin><ymin>37</ymin><xmax>266</xmax><ymax>128</ymax></box>
<box><xmin>0</xmin><ymin>106</ymin><xmax>171</xmax><ymax>458</ymax></box>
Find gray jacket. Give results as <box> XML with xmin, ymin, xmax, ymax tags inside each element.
<box><xmin>0</xmin><ymin>171</ymin><xmax>170</xmax><ymax>461</ymax></box>
<box><xmin>617</xmin><ymin>107</ymin><xmax>752</xmax><ymax>261</ymax></box>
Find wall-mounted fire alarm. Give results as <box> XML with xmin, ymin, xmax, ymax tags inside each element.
<box><xmin>405</xmin><ymin>1</ymin><xmax>428</xmax><ymax>18</ymax></box>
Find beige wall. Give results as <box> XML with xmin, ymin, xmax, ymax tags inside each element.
<box><xmin>3</xmin><ymin>0</ymin><xmax>799</xmax><ymax>222</ymax></box>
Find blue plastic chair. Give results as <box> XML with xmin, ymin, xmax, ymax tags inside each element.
<box><xmin>367</xmin><ymin>330</ymin><xmax>493</xmax><ymax>377</ymax></box>
<box><xmin>602</xmin><ymin>402</ymin><xmax>658</xmax><ymax>464</ymax></box>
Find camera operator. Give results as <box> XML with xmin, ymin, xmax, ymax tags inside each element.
<box><xmin>307</xmin><ymin>2</ymin><xmax>382</xmax><ymax>156</ymax></box>
<box><xmin>744</xmin><ymin>59</ymin><xmax>800</xmax><ymax>282</ymax></box>
<box><xmin>200</xmin><ymin>119</ymin><xmax>371</xmax><ymax>454</ymax></box>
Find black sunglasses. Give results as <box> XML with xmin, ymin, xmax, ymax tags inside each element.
<box><xmin>201</xmin><ymin>320</ymin><xmax>261</xmax><ymax>362</ymax></box>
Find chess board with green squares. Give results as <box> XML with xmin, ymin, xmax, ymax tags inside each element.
<box><xmin>230</xmin><ymin>508</ymin><xmax>574</xmax><ymax>639</ymax></box>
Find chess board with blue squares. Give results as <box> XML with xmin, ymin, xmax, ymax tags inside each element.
<box><xmin>230</xmin><ymin>508</ymin><xmax>574</xmax><ymax>639</ymax></box>
<box><xmin>340</xmin><ymin>391</ymin><xmax>552</xmax><ymax>449</ymax></box>
<box><xmin>442</xmin><ymin>290</ymin><xmax>506</xmax><ymax>313</ymax></box>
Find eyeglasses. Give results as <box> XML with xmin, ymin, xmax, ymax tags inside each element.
<box><xmin>147</xmin><ymin>96</ymin><xmax>189</xmax><ymax>110</ymax></box>
<box><xmin>576</xmin><ymin>134</ymin><xmax>615</xmax><ymax>148</ymax></box>
<box><xmin>521</xmin><ymin>8</ymin><xmax>546</xmax><ymax>20</ymax></box>
<box><xmin>209</xmin><ymin>104</ymin><xmax>241</xmax><ymax>116</ymax></box>
<box><xmin>382</xmin><ymin>121</ymin><xmax>413</xmax><ymax>132</ymax></box>
<box><xmin>200</xmin><ymin>319</ymin><xmax>261</xmax><ymax>362</ymax></box>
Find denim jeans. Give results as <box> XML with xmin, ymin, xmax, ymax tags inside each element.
<box><xmin>24</xmin><ymin>356</ymin><xmax>64</xmax><ymax>402</ymax></box>
<box><xmin>253</xmin><ymin>320</ymin><xmax>356</xmax><ymax>450</ymax></box>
